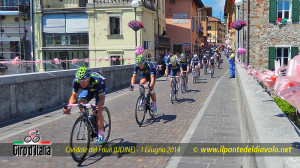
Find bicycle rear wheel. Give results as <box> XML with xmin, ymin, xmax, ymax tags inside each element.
<box><xmin>171</xmin><ymin>83</ymin><xmax>176</xmax><ymax>104</ymax></box>
<box><xmin>102</xmin><ymin>107</ymin><xmax>111</xmax><ymax>143</ymax></box>
<box><xmin>211</xmin><ymin>68</ymin><xmax>213</xmax><ymax>78</ymax></box>
<box><xmin>135</xmin><ymin>96</ymin><xmax>146</xmax><ymax>126</ymax></box>
<box><xmin>70</xmin><ymin>117</ymin><xmax>90</xmax><ymax>163</ymax></box>
<box><xmin>147</xmin><ymin>98</ymin><xmax>155</xmax><ymax>118</ymax></box>
<box><xmin>181</xmin><ymin>78</ymin><xmax>186</xmax><ymax>93</ymax></box>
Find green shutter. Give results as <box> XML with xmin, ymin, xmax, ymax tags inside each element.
<box><xmin>269</xmin><ymin>47</ymin><xmax>276</xmax><ymax>70</ymax></box>
<box><xmin>291</xmin><ymin>47</ymin><xmax>299</xmax><ymax>58</ymax></box>
<box><xmin>269</xmin><ymin>0</ymin><xmax>277</xmax><ymax>22</ymax></box>
<box><xmin>292</xmin><ymin>0</ymin><xmax>299</xmax><ymax>22</ymax></box>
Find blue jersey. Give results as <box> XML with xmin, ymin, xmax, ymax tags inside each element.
<box><xmin>180</xmin><ymin>59</ymin><xmax>190</xmax><ymax>71</ymax></box>
<box><xmin>191</xmin><ymin>58</ymin><xmax>200</xmax><ymax>67</ymax></box>
<box><xmin>133</xmin><ymin>61</ymin><xmax>156</xmax><ymax>76</ymax></box>
<box><xmin>167</xmin><ymin>62</ymin><xmax>182</xmax><ymax>72</ymax></box>
<box><xmin>72</xmin><ymin>73</ymin><xmax>105</xmax><ymax>95</ymax></box>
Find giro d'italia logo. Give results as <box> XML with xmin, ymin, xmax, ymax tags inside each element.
<box><xmin>13</xmin><ymin>130</ymin><xmax>52</xmax><ymax>156</ymax></box>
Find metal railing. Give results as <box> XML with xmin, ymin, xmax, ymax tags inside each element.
<box><xmin>155</xmin><ymin>34</ymin><xmax>170</xmax><ymax>47</ymax></box>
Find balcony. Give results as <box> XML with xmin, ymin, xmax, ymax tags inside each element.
<box><xmin>155</xmin><ymin>34</ymin><xmax>170</xmax><ymax>49</ymax></box>
<box><xmin>0</xmin><ymin>0</ymin><xmax>30</xmax><ymax>12</ymax></box>
<box><xmin>93</xmin><ymin>0</ymin><xmax>155</xmax><ymax>10</ymax></box>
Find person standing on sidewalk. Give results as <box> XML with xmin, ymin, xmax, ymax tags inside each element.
<box><xmin>228</xmin><ymin>49</ymin><xmax>235</xmax><ymax>78</ymax></box>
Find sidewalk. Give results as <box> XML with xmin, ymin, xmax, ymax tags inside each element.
<box><xmin>167</xmin><ymin>64</ymin><xmax>249</xmax><ymax>168</ymax></box>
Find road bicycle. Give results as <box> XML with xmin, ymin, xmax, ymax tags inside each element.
<box><xmin>210</xmin><ymin>64</ymin><xmax>215</xmax><ymax>78</ymax></box>
<box><xmin>192</xmin><ymin>68</ymin><xmax>200</xmax><ymax>84</ymax></box>
<box><xmin>203</xmin><ymin>63</ymin><xmax>208</xmax><ymax>74</ymax></box>
<box><xmin>63</xmin><ymin>104</ymin><xmax>111</xmax><ymax>163</ymax></box>
<box><xmin>133</xmin><ymin>84</ymin><xmax>155</xmax><ymax>126</ymax></box>
<box><xmin>180</xmin><ymin>71</ymin><xmax>188</xmax><ymax>93</ymax></box>
<box><xmin>167</xmin><ymin>76</ymin><xmax>179</xmax><ymax>104</ymax></box>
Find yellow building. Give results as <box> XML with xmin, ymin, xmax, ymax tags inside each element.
<box><xmin>207</xmin><ymin>17</ymin><xmax>225</xmax><ymax>45</ymax></box>
<box><xmin>33</xmin><ymin>0</ymin><xmax>157</xmax><ymax>71</ymax></box>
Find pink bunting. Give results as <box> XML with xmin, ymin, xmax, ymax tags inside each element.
<box><xmin>11</xmin><ymin>56</ymin><xmax>19</xmax><ymax>66</ymax></box>
<box><xmin>85</xmin><ymin>59</ymin><xmax>89</xmax><ymax>63</ymax></box>
<box><xmin>35</xmin><ymin>59</ymin><xmax>41</xmax><ymax>65</ymax></box>
<box><xmin>71</xmin><ymin>59</ymin><xmax>78</xmax><ymax>64</ymax></box>
<box><xmin>54</xmin><ymin>58</ymin><xmax>60</xmax><ymax>64</ymax></box>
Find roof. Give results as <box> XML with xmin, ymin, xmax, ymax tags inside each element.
<box><xmin>208</xmin><ymin>17</ymin><xmax>221</xmax><ymax>22</ymax></box>
<box><xmin>193</xmin><ymin>0</ymin><xmax>204</xmax><ymax>8</ymax></box>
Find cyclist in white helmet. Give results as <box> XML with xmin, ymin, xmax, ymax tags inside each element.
<box><xmin>190</xmin><ymin>54</ymin><xmax>200</xmax><ymax>77</ymax></box>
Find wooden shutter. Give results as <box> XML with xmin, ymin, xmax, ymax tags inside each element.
<box><xmin>292</xmin><ymin>0</ymin><xmax>299</xmax><ymax>22</ymax></box>
<box><xmin>269</xmin><ymin>0</ymin><xmax>277</xmax><ymax>22</ymax></box>
<box><xmin>291</xmin><ymin>47</ymin><xmax>299</xmax><ymax>58</ymax></box>
<box><xmin>269</xmin><ymin>47</ymin><xmax>276</xmax><ymax>70</ymax></box>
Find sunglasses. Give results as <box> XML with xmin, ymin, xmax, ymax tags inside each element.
<box><xmin>78</xmin><ymin>78</ymin><xmax>89</xmax><ymax>82</ymax></box>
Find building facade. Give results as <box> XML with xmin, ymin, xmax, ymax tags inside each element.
<box><xmin>226</xmin><ymin>0</ymin><xmax>300</xmax><ymax>69</ymax></box>
<box><xmin>165</xmin><ymin>0</ymin><xmax>204</xmax><ymax>56</ymax></box>
<box><xmin>207</xmin><ymin>17</ymin><xmax>225</xmax><ymax>45</ymax></box>
<box><xmin>0</xmin><ymin>0</ymin><xmax>32</xmax><ymax>75</ymax></box>
<box><xmin>33</xmin><ymin>0</ymin><xmax>157</xmax><ymax>72</ymax></box>
<box><xmin>199</xmin><ymin>6</ymin><xmax>212</xmax><ymax>47</ymax></box>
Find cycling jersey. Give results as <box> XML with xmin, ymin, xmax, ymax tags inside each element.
<box><xmin>210</xmin><ymin>57</ymin><xmax>215</xmax><ymax>64</ymax></box>
<box><xmin>167</xmin><ymin>62</ymin><xmax>182</xmax><ymax>77</ymax></box>
<box><xmin>72</xmin><ymin>72</ymin><xmax>106</xmax><ymax>105</ymax></box>
<box><xmin>202</xmin><ymin>58</ymin><xmax>208</xmax><ymax>64</ymax></box>
<box><xmin>72</xmin><ymin>72</ymin><xmax>105</xmax><ymax>95</ymax></box>
<box><xmin>191</xmin><ymin>58</ymin><xmax>200</xmax><ymax>68</ymax></box>
<box><xmin>180</xmin><ymin>59</ymin><xmax>190</xmax><ymax>71</ymax></box>
<box><xmin>133</xmin><ymin>61</ymin><xmax>156</xmax><ymax>82</ymax></box>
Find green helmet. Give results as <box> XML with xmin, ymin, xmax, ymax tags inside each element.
<box><xmin>76</xmin><ymin>67</ymin><xmax>91</xmax><ymax>80</ymax></box>
<box><xmin>170</xmin><ymin>56</ymin><xmax>176</xmax><ymax>63</ymax></box>
<box><xmin>136</xmin><ymin>54</ymin><xmax>145</xmax><ymax>65</ymax></box>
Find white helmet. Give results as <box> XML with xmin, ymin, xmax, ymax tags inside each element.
<box><xmin>204</xmin><ymin>56</ymin><xmax>207</xmax><ymax>58</ymax></box>
<box><xmin>193</xmin><ymin>54</ymin><xmax>197</xmax><ymax>58</ymax></box>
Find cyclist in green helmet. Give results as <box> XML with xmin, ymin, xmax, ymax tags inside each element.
<box><xmin>179</xmin><ymin>54</ymin><xmax>190</xmax><ymax>91</ymax></box>
<box><xmin>130</xmin><ymin>54</ymin><xmax>157</xmax><ymax>114</ymax></box>
<box><xmin>64</xmin><ymin>67</ymin><xmax>106</xmax><ymax>144</ymax></box>
<box><xmin>165</xmin><ymin>56</ymin><xmax>183</xmax><ymax>90</ymax></box>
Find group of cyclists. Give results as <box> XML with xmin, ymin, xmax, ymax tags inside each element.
<box><xmin>63</xmin><ymin>45</ymin><xmax>223</xmax><ymax>145</ymax></box>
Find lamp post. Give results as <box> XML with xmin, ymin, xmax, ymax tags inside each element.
<box><xmin>235</xmin><ymin>0</ymin><xmax>243</xmax><ymax>60</ymax></box>
<box><xmin>131</xmin><ymin>0</ymin><xmax>140</xmax><ymax>48</ymax></box>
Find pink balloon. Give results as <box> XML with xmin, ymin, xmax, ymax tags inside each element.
<box><xmin>98</xmin><ymin>58</ymin><xmax>102</xmax><ymax>62</ymax></box>
<box><xmin>71</xmin><ymin>59</ymin><xmax>78</xmax><ymax>64</ymax></box>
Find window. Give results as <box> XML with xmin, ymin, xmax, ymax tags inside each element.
<box><xmin>110</xmin><ymin>56</ymin><xmax>121</xmax><ymax>66</ymax></box>
<box><xmin>208</xmin><ymin>26</ymin><xmax>211</xmax><ymax>30</ymax></box>
<box><xmin>144</xmin><ymin>41</ymin><xmax>151</xmax><ymax>49</ymax></box>
<box><xmin>170</xmin><ymin>0</ymin><xmax>175</xmax><ymax>4</ymax></box>
<box><xmin>276</xmin><ymin>47</ymin><xmax>290</xmax><ymax>66</ymax></box>
<box><xmin>44</xmin><ymin>34</ymin><xmax>88</xmax><ymax>46</ymax></box>
<box><xmin>162</xmin><ymin>0</ymin><xmax>165</xmax><ymax>13</ymax></box>
<box><xmin>277</xmin><ymin>0</ymin><xmax>291</xmax><ymax>21</ymax></box>
<box><xmin>109</xmin><ymin>16</ymin><xmax>120</xmax><ymax>35</ymax></box>
<box><xmin>192</xmin><ymin>18</ymin><xmax>195</xmax><ymax>31</ymax></box>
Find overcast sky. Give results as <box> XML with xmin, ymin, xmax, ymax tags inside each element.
<box><xmin>201</xmin><ymin>0</ymin><xmax>226</xmax><ymax>21</ymax></box>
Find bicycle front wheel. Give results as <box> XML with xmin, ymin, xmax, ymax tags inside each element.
<box><xmin>102</xmin><ymin>107</ymin><xmax>111</xmax><ymax>144</ymax></box>
<box><xmin>135</xmin><ymin>96</ymin><xmax>146</xmax><ymax>126</ymax></box>
<box><xmin>70</xmin><ymin>117</ymin><xmax>90</xmax><ymax>163</ymax></box>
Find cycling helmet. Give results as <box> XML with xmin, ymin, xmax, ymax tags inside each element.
<box><xmin>136</xmin><ymin>54</ymin><xmax>145</xmax><ymax>65</ymax></box>
<box><xmin>170</xmin><ymin>56</ymin><xmax>176</xmax><ymax>63</ymax></box>
<box><xmin>76</xmin><ymin>67</ymin><xmax>91</xmax><ymax>81</ymax></box>
<box><xmin>203</xmin><ymin>56</ymin><xmax>207</xmax><ymax>58</ymax></box>
<box><xmin>193</xmin><ymin>54</ymin><xmax>198</xmax><ymax>58</ymax></box>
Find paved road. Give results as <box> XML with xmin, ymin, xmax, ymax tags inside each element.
<box><xmin>0</xmin><ymin>57</ymin><xmax>231</xmax><ymax>167</ymax></box>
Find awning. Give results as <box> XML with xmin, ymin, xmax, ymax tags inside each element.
<box><xmin>0</xmin><ymin>11</ymin><xmax>19</xmax><ymax>15</ymax></box>
<box><xmin>0</xmin><ymin>37</ymin><xmax>20</xmax><ymax>41</ymax></box>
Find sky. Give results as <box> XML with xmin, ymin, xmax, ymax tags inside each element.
<box><xmin>201</xmin><ymin>0</ymin><xmax>226</xmax><ymax>21</ymax></box>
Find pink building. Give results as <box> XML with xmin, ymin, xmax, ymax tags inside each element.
<box><xmin>165</xmin><ymin>0</ymin><xmax>204</xmax><ymax>56</ymax></box>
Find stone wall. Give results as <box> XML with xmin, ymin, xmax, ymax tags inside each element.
<box><xmin>0</xmin><ymin>65</ymin><xmax>136</xmax><ymax>122</ymax></box>
<box><xmin>243</xmin><ymin>0</ymin><xmax>300</xmax><ymax>68</ymax></box>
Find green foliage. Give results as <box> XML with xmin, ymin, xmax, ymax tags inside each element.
<box><xmin>273</xmin><ymin>97</ymin><xmax>296</xmax><ymax>114</ymax></box>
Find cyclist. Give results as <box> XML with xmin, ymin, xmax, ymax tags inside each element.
<box><xmin>190</xmin><ymin>54</ymin><xmax>200</xmax><ymax>77</ymax></box>
<box><xmin>209</xmin><ymin>55</ymin><xmax>215</xmax><ymax>74</ymax></box>
<box><xmin>202</xmin><ymin>55</ymin><xmax>208</xmax><ymax>73</ymax></box>
<box><xmin>179</xmin><ymin>53</ymin><xmax>190</xmax><ymax>91</ymax></box>
<box><xmin>130</xmin><ymin>54</ymin><xmax>157</xmax><ymax>114</ymax></box>
<box><xmin>165</xmin><ymin>56</ymin><xmax>183</xmax><ymax>91</ymax></box>
<box><xmin>64</xmin><ymin>67</ymin><xmax>106</xmax><ymax>144</ymax></box>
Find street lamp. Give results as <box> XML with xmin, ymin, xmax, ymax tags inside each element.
<box><xmin>235</xmin><ymin>0</ymin><xmax>243</xmax><ymax>60</ymax></box>
<box><xmin>131</xmin><ymin>0</ymin><xmax>140</xmax><ymax>48</ymax></box>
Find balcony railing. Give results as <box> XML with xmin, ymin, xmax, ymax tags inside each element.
<box><xmin>0</xmin><ymin>0</ymin><xmax>30</xmax><ymax>11</ymax></box>
<box><xmin>155</xmin><ymin>34</ymin><xmax>170</xmax><ymax>48</ymax></box>
<box><xmin>41</xmin><ymin>0</ymin><xmax>155</xmax><ymax>11</ymax></box>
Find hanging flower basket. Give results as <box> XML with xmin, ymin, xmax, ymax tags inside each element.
<box><xmin>230</xmin><ymin>20</ymin><xmax>247</xmax><ymax>31</ymax></box>
<box><xmin>128</xmin><ymin>20</ymin><xmax>144</xmax><ymax>31</ymax></box>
